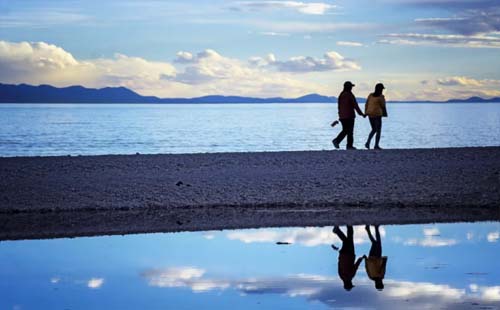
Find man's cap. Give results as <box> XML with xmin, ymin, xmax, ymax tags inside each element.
<box><xmin>344</xmin><ymin>81</ymin><xmax>355</xmax><ymax>87</ymax></box>
<box><xmin>376</xmin><ymin>83</ymin><xmax>385</xmax><ymax>89</ymax></box>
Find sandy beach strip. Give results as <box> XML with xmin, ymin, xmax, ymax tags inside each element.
<box><xmin>1</xmin><ymin>147</ymin><xmax>499</xmax><ymax>240</ymax></box>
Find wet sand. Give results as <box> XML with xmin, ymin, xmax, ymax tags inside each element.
<box><xmin>1</xmin><ymin>147</ymin><xmax>499</xmax><ymax>240</ymax></box>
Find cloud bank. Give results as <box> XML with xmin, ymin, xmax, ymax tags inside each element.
<box><xmin>0</xmin><ymin>40</ymin><xmax>361</xmax><ymax>98</ymax></box>
<box><xmin>142</xmin><ymin>266</ymin><xmax>500</xmax><ymax>308</ymax></box>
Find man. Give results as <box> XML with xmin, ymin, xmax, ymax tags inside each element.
<box><xmin>332</xmin><ymin>81</ymin><xmax>365</xmax><ymax>150</ymax></box>
<box><xmin>332</xmin><ymin>225</ymin><xmax>364</xmax><ymax>291</ymax></box>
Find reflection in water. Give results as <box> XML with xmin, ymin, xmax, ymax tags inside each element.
<box><xmin>332</xmin><ymin>225</ymin><xmax>364</xmax><ymax>291</ymax></box>
<box><xmin>0</xmin><ymin>222</ymin><xmax>499</xmax><ymax>309</ymax></box>
<box><xmin>332</xmin><ymin>225</ymin><xmax>388</xmax><ymax>292</ymax></box>
<box><xmin>365</xmin><ymin>225</ymin><xmax>387</xmax><ymax>291</ymax></box>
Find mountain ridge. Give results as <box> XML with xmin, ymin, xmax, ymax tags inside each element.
<box><xmin>1</xmin><ymin>83</ymin><xmax>499</xmax><ymax>103</ymax></box>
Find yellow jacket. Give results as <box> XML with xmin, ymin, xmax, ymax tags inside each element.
<box><xmin>364</xmin><ymin>94</ymin><xmax>387</xmax><ymax>117</ymax></box>
<box><xmin>365</xmin><ymin>256</ymin><xmax>388</xmax><ymax>280</ymax></box>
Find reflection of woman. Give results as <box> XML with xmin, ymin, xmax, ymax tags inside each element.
<box><xmin>364</xmin><ymin>83</ymin><xmax>387</xmax><ymax>150</ymax></box>
<box><xmin>333</xmin><ymin>225</ymin><xmax>364</xmax><ymax>291</ymax></box>
<box><xmin>365</xmin><ymin>225</ymin><xmax>388</xmax><ymax>290</ymax></box>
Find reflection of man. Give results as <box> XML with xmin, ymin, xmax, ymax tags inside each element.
<box><xmin>332</xmin><ymin>225</ymin><xmax>364</xmax><ymax>291</ymax></box>
<box><xmin>365</xmin><ymin>225</ymin><xmax>388</xmax><ymax>290</ymax></box>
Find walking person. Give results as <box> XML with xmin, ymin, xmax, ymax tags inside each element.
<box><xmin>332</xmin><ymin>81</ymin><xmax>365</xmax><ymax>150</ymax></box>
<box><xmin>332</xmin><ymin>225</ymin><xmax>364</xmax><ymax>291</ymax></box>
<box><xmin>364</xmin><ymin>225</ymin><xmax>388</xmax><ymax>290</ymax></box>
<box><xmin>364</xmin><ymin>83</ymin><xmax>387</xmax><ymax>150</ymax></box>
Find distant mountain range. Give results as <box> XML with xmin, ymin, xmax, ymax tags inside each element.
<box><xmin>1</xmin><ymin>83</ymin><xmax>499</xmax><ymax>104</ymax></box>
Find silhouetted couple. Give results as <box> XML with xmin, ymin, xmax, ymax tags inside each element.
<box><xmin>332</xmin><ymin>82</ymin><xmax>388</xmax><ymax>150</ymax></box>
<box><xmin>332</xmin><ymin>225</ymin><xmax>387</xmax><ymax>291</ymax></box>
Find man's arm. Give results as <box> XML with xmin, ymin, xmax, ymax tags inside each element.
<box><xmin>352</xmin><ymin>95</ymin><xmax>364</xmax><ymax>117</ymax></box>
<box><xmin>353</xmin><ymin>256</ymin><xmax>364</xmax><ymax>276</ymax></box>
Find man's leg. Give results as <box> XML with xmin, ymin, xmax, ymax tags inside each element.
<box><xmin>346</xmin><ymin>119</ymin><xmax>355</xmax><ymax>148</ymax></box>
<box><xmin>333</xmin><ymin>226</ymin><xmax>347</xmax><ymax>241</ymax></box>
<box><xmin>333</xmin><ymin>120</ymin><xmax>348</xmax><ymax>145</ymax></box>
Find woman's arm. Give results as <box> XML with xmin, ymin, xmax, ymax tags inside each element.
<box><xmin>381</xmin><ymin>96</ymin><xmax>388</xmax><ymax>117</ymax></box>
<box><xmin>364</xmin><ymin>95</ymin><xmax>371</xmax><ymax>114</ymax></box>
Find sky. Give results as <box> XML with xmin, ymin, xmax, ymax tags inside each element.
<box><xmin>0</xmin><ymin>0</ymin><xmax>499</xmax><ymax>100</ymax></box>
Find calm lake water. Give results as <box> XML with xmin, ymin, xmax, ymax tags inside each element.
<box><xmin>1</xmin><ymin>222</ymin><xmax>499</xmax><ymax>309</ymax></box>
<box><xmin>1</xmin><ymin>103</ymin><xmax>499</xmax><ymax>156</ymax></box>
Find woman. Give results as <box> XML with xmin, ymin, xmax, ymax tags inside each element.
<box><xmin>364</xmin><ymin>83</ymin><xmax>387</xmax><ymax>150</ymax></box>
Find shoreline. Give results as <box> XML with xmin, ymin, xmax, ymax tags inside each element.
<box><xmin>1</xmin><ymin>147</ymin><xmax>499</xmax><ymax>240</ymax></box>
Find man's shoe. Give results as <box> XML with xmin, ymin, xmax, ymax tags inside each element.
<box><xmin>346</xmin><ymin>146</ymin><xmax>357</xmax><ymax>150</ymax></box>
<box><xmin>374</xmin><ymin>146</ymin><xmax>383</xmax><ymax>150</ymax></box>
<box><xmin>365</xmin><ymin>142</ymin><xmax>370</xmax><ymax>149</ymax></box>
<box><xmin>332</xmin><ymin>140</ymin><xmax>340</xmax><ymax>149</ymax></box>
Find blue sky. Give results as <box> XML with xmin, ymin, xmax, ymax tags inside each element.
<box><xmin>0</xmin><ymin>0</ymin><xmax>499</xmax><ymax>100</ymax></box>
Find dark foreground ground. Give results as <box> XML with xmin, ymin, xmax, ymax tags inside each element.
<box><xmin>1</xmin><ymin>147</ymin><xmax>499</xmax><ymax>240</ymax></box>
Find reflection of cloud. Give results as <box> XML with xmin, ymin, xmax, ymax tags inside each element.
<box><xmin>226</xmin><ymin>226</ymin><xmax>385</xmax><ymax>247</ymax></box>
<box><xmin>481</xmin><ymin>286</ymin><xmax>500</xmax><ymax>301</ymax></box>
<box><xmin>87</xmin><ymin>278</ymin><xmax>104</xmax><ymax>289</ymax></box>
<box><xmin>487</xmin><ymin>231</ymin><xmax>499</xmax><ymax>242</ymax></box>
<box><xmin>403</xmin><ymin>227</ymin><xmax>458</xmax><ymax>247</ymax></box>
<box><xmin>423</xmin><ymin>227</ymin><xmax>440</xmax><ymax>236</ymax></box>
<box><xmin>50</xmin><ymin>277</ymin><xmax>60</xmax><ymax>284</ymax></box>
<box><xmin>142</xmin><ymin>267</ymin><xmax>500</xmax><ymax>308</ymax></box>
<box><xmin>142</xmin><ymin>267</ymin><xmax>229</xmax><ymax>292</ymax></box>
<box><xmin>385</xmin><ymin>280</ymin><xmax>464</xmax><ymax>299</ymax></box>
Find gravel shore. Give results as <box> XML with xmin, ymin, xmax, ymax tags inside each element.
<box><xmin>1</xmin><ymin>147</ymin><xmax>499</xmax><ymax>240</ymax></box>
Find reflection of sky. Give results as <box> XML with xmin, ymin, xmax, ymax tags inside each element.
<box><xmin>0</xmin><ymin>222</ymin><xmax>498</xmax><ymax>309</ymax></box>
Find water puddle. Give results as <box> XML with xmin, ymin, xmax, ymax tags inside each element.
<box><xmin>1</xmin><ymin>222</ymin><xmax>499</xmax><ymax>309</ymax></box>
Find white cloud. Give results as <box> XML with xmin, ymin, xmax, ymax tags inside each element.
<box><xmin>378</xmin><ymin>33</ymin><xmax>500</xmax><ymax>48</ymax></box>
<box><xmin>87</xmin><ymin>278</ymin><xmax>104</xmax><ymax>289</ymax></box>
<box><xmin>337</xmin><ymin>41</ymin><xmax>364</xmax><ymax>47</ymax></box>
<box><xmin>487</xmin><ymin>231</ymin><xmax>499</xmax><ymax>242</ymax></box>
<box><xmin>0</xmin><ymin>8</ymin><xmax>91</xmax><ymax>28</ymax></box>
<box><xmin>259</xmin><ymin>31</ymin><xmax>290</xmax><ymax>36</ymax></box>
<box><xmin>0</xmin><ymin>40</ymin><xmax>176</xmax><ymax>96</ymax></box>
<box><xmin>250</xmin><ymin>51</ymin><xmax>361</xmax><ymax>72</ymax></box>
<box><xmin>175</xmin><ymin>51</ymin><xmax>194</xmax><ymax>63</ymax></box>
<box><xmin>436</xmin><ymin>76</ymin><xmax>492</xmax><ymax>87</ymax></box>
<box><xmin>234</xmin><ymin>1</ymin><xmax>336</xmax><ymax>15</ymax></box>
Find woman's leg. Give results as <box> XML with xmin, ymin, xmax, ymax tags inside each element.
<box><xmin>374</xmin><ymin>117</ymin><xmax>382</xmax><ymax>148</ymax></box>
<box><xmin>366</xmin><ymin>117</ymin><xmax>377</xmax><ymax>148</ymax></box>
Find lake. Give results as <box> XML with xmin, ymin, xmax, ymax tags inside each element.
<box><xmin>1</xmin><ymin>103</ymin><xmax>499</xmax><ymax>156</ymax></box>
<box><xmin>1</xmin><ymin>222</ymin><xmax>499</xmax><ymax>309</ymax></box>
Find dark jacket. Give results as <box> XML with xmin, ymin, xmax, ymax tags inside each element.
<box><xmin>338</xmin><ymin>91</ymin><xmax>363</xmax><ymax>119</ymax></box>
